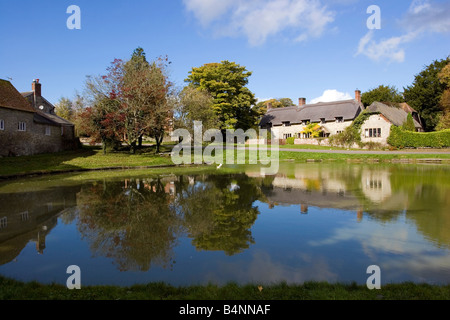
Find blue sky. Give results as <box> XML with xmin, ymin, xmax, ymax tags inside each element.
<box><xmin>0</xmin><ymin>0</ymin><xmax>449</xmax><ymax>105</ymax></box>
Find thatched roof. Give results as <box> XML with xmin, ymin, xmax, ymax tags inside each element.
<box><xmin>367</xmin><ymin>102</ymin><xmax>422</xmax><ymax>128</ymax></box>
<box><xmin>260</xmin><ymin>99</ymin><xmax>362</xmax><ymax>127</ymax></box>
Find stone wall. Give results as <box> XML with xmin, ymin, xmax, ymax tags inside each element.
<box><xmin>0</xmin><ymin>108</ymin><xmax>78</xmax><ymax>157</ymax></box>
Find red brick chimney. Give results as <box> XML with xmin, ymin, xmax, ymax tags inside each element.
<box><xmin>299</xmin><ymin>98</ymin><xmax>306</xmax><ymax>107</ymax></box>
<box><xmin>355</xmin><ymin>89</ymin><xmax>361</xmax><ymax>104</ymax></box>
<box><xmin>32</xmin><ymin>79</ymin><xmax>41</xmax><ymax>97</ymax></box>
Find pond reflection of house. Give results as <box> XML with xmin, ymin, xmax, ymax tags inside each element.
<box><xmin>263</xmin><ymin>184</ymin><xmax>361</xmax><ymax>214</ymax></box>
<box><xmin>0</xmin><ymin>185</ymin><xmax>80</xmax><ymax>265</ymax></box>
<box><xmin>361</xmin><ymin>170</ymin><xmax>392</xmax><ymax>203</ymax></box>
<box><xmin>249</xmin><ymin>165</ymin><xmax>361</xmax><ymax>213</ymax></box>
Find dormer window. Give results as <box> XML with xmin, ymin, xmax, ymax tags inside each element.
<box><xmin>320</xmin><ymin>118</ymin><xmax>326</xmax><ymax>124</ymax></box>
<box><xmin>282</xmin><ymin>121</ymin><xmax>291</xmax><ymax>127</ymax></box>
<box><xmin>335</xmin><ymin>117</ymin><xmax>344</xmax><ymax>123</ymax></box>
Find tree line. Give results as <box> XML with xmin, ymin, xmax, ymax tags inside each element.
<box><xmin>55</xmin><ymin>50</ymin><xmax>449</xmax><ymax>152</ymax></box>
<box><xmin>361</xmin><ymin>57</ymin><xmax>450</xmax><ymax>132</ymax></box>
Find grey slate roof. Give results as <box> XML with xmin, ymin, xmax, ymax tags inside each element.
<box><xmin>367</xmin><ymin>102</ymin><xmax>422</xmax><ymax>128</ymax></box>
<box><xmin>34</xmin><ymin>111</ymin><xmax>74</xmax><ymax>126</ymax></box>
<box><xmin>260</xmin><ymin>99</ymin><xmax>363</xmax><ymax>127</ymax></box>
<box><xmin>21</xmin><ymin>91</ymin><xmax>74</xmax><ymax>127</ymax></box>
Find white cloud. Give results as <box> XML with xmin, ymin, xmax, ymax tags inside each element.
<box><xmin>356</xmin><ymin>0</ymin><xmax>450</xmax><ymax>63</ymax></box>
<box><xmin>355</xmin><ymin>30</ymin><xmax>417</xmax><ymax>63</ymax></box>
<box><xmin>310</xmin><ymin>89</ymin><xmax>352</xmax><ymax>104</ymax></box>
<box><xmin>403</xmin><ymin>0</ymin><xmax>450</xmax><ymax>34</ymax></box>
<box><xmin>183</xmin><ymin>0</ymin><xmax>235</xmax><ymax>26</ymax></box>
<box><xmin>183</xmin><ymin>0</ymin><xmax>335</xmax><ymax>46</ymax></box>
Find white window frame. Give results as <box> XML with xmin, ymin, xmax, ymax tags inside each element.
<box><xmin>365</xmin><ymin>128</ymin><xmax>382</xmax><ymax>138</ymax></box>
<box><xmin>0</xmin><ymin>119</ymin><xmax>4</xmax><ymax>130</ymax></box>
<box><xmin>18</xmin><ymin>121</ymin><xmax>26</xmax><ymax>132</ymax></box>
<box><xmin>45</xmin><ymin>125</ymin><xmax>51</xmax><ymax>136</ymax></box>
<box><xmin>20</xmin><ymin>211</ymin><xmax>29</xmax><ymax>222</ymax></box>
<box><xmin>0</xmin><ymin>217</ymin><xmax>7</xmax><ymax>229</ymax></box>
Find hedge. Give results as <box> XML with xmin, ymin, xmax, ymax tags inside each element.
<box><xmin>388</xmin><ymin>126</ymin><xmax>450</xmax><ymax>148</ymax></box>
<box><xmin>286</xmin><ymin>137</ymin><xmax>296</xmax><ymax>145</ymax></box>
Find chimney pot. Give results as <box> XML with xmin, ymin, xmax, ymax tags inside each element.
<box><xmin>32</xmin><ymin>79</ymin><xmax>42</xmax><ymax>97</ymax></box>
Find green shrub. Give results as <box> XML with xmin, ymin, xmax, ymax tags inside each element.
<box><xmin>388</xmin><ymin>126</ymin><xmax>450</xmax><ymax>148</ymax></box>
<box><xmin>286</xmin><ymin>137</ymin><xmax>296</xmax><ymax>145</ymax></box>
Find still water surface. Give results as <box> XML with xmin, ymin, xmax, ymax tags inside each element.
<box><xmin>0</xmin><ymin>163</ymin><xmax>449</xmax><ymax>286</ymax></box>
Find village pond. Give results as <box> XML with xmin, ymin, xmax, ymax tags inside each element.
<box><xmin>0</xmin><ymin>162</ymin><xmax>449</xmax><ymax>287</ymax></box>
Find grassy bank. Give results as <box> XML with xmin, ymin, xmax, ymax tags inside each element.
<box><xmin>0</xmin><ymin>144</ymin><xmax>449</xmax><ymax>179</ymax></box>
<box><xmin>0</xmin><ymin>145</ymin><xmax>175</xmax><ymax>178</ymax></box>
<box><xmin>0</xmin><ymin>276</ymin><xmax>449</xmax><ymax>300</ymax></box>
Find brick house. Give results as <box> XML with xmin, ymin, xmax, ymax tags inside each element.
<box><xmin>0</xmin><ymin>79</ymin><xmax>79</xmax><ymax>157</ymax></box>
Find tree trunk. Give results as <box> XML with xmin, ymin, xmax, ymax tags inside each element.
<box><xmin>130</xmin><ymin>141</ymin><xmax>137</xmax><ymax>154</ymax></box>
<box><xmin>155</xmin><ymin>133</ymin><xmax>164</xmax><ymax>154</ymax></box>
<box><xmin>138</xmin><ymin>135</ymin><xmax>143</xmax><ymax>148</ymax></box>
<box><xmin>102</xmin><ymin>138</ymin><xmax>107</xmax><ymax>155</ymax></box>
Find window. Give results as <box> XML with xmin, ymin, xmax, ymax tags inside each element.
<box><xmin>0</xmin><ymin>119</ymin><xmax>4</xmax><ymax>130</ymax></box>
<box><xmin>282</xmin><ymin>121</ymin><xmax>291</xmax><ymax>127</ymax></box>
<box><xmin>45</xmin><ymin>126</ymin><xmax>51</xmax><ymax>136</ymax></box>
<box><xmin>20</xmin><ymin>211</ymin><xmax>29</xmax><ymax>222</ymax></box>
<box><xmin>0</xmin><ymin>217</ymin><xmax>7</xmax><ymax>229</ymax></box>
<box><xmin>367</xmin><ymin>179</ymin><xmax>382</xmax><ymax>189</ymax></box>
<box><xmin>336</xmin><ymin>130</ymin><xmax>343</xmax><ymax>134</ymax></box>
<box><xmin>365</xmin><ymin>128</ymin><xmax>382</xmax><ymax>138</ymax></box>
<box><xmin>18</xmin><ymin>121</ymin><xmax>26</xmax><ymax>132</ymax></box>
<box><xmin>283</xmin><ymin>133</ymin><xmax>292</xmax><ymax>139</ymax></box>
<box><xmin>61</xmin><ymin>126</ymin><xmax>64</xmax><ymax>136</ymax></box>
<box><xmin>335</xmin><ymin>117</ymin><xmax>344</xmax><ymax>123</ymax></box>
<box><xmin>320</xmin><ymin>118</ymin><xmax>326</xmax><ymax>124</ymax></box>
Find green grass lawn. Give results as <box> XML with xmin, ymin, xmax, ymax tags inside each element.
<box><xmin>1</xmin><ymin>146</ymin><xmax>449</xmax><ymax>301</ymax></box>
<box><xmin>0</xmin><ymin>145</ymin><xmax>175</xmax><ymax>178</ymax></box>
<box><xmin>0</xmin><ymin>276</ymin><xmax>449</xmax><ymax>300</ymax></box>
<box><xmin>0</xmin><ymin>144</ymin><xmax>449</xmax><ymax>179</ymax></box>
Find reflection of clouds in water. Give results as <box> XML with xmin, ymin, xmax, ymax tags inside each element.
<box><xmin>307</xmin><ymin>220</ymin><xmax>450</xmax><ymax>284</ymax></box>
<box><xmin>203</xmin><ymin>250</ymin><xmax>338</xmax><ymax>285</ymax></box>
<box><xmin>382</xmin><ymin>254</ymin><xmax>450</xmax><ymax>284</ymax></box>
<box><xmin>308</xmin><ymin>220</ymin><xmax>426</xmax><ymax>255</ymax></box>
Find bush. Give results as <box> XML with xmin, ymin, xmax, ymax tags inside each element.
<box><xmin>286</xmin><ymin>137</ymin><xmax>296</xmax><ymax>145</ymax></box>
<box><xmin>388</xmin><ymin>126</ymin><xmax>450</xmax><ymax>148</ymax></box>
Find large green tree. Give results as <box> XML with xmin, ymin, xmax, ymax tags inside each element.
<box><xmin>403</xmin><ymin>57</ymin><xmax>450</xmax><ymax>131</ymax></box>
<box><xmin>436</xmin><ymin>63</ymin><xmax>450</xmax><ymax>130</ymax></box>
<box><xmin>175</xmin><ymin>86</ymin><xmax>219</xmax><ymax>134</ymax></box>
<box><xmin>55</xmin><ymin>97</ymin><xmax>74</xmax><ymax>121</ymax></box>
<box><xmin>185</xmin><ymin>61</ymin><xmax>258</xmax><ymax>131</ymax></box>
<box><xmin>361</xmin><ymin>85</ymin><xmax>404</xmax><ymax>107</ymax></box>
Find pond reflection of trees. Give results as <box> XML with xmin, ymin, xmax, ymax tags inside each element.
<box><xmin>75</xmin><ymin>173</ymin><xmax>265</xmax><ymax>271</ymax></box>
<box><xmin>1</xmin><ymin>164</ymin><xmax>449</xmax><ymax>271</ymax></box>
